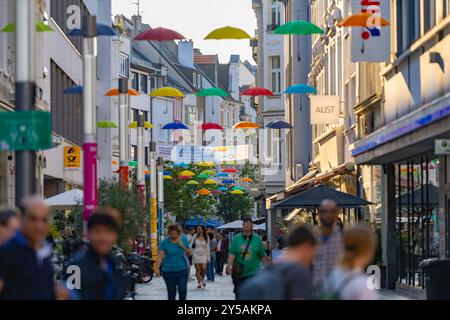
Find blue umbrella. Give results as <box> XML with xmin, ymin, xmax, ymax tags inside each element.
<box><xmin>63</xmin><ymin>85</ymin><xmax>83</xmax><ymax>94</ymax></box>
<box><xmin>163</xmin><ymin>170</ymin><xmax>171</xmax><ymax>176</ymax></box>
<box><xmin>222</xmin><ymin>179</ymin><xmax>235</xmax><ymax>185</ymax></box>
<box><xmin>284</xmin><ymin>84</ymin><xmax>317</xmax><ymax>95</ymax></box>
<box><xmin>68</xmin><ymin>23</ymin><xmax>118</xmax><ymax>37</ymax></box>
<box><xmin>267</xmin><ymin>120</ymin><xmax>293</xmax><ymax>129</ymax></box>
<box><xmin>218</xmin><ymin>187</ymin><xmax>228</xmax><ymax>192</ymax></box>
<box><xmin>216</xmin><ymin>172</ymin><xmax>230</xmax><ymax>178</ymax></box>
<box><xmin>173</xmin><ymin>162</ymin><xmax>189</xmax><ymax>168</ymax></box>
<box><xmin>162</xmin><ymin>122</ymin><xmax>189</xmax><ymax>130</ymax></box>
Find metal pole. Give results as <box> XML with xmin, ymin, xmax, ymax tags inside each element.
<box><xmin>15</xmin><ymin>0</ymin><xmax>37</xmax><ymax>205</ymax></box>
<box><xmin>137</xmin><ymin>114</ymin><xmax>146</xmax><ymax>204</ymax></box>
<box><xmin>150</xmin><ymin>142</ymin><xmax>157</xmax><ymax>261</ymax></box>
<box><xmin>157</xmin><ymin>156</ymin><xmax>165</xmax><ymax>240</ymax></box>
<box><xmin>82</xmin><ymin>16</ymin><xmax>98</xmax><ymax>235</ymax></box>
<box><xmin>119</xmin><ymin>78</ymin><xmax>129</xmax><ymax>189</ymax></box>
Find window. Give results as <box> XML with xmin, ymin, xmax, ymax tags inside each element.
<box><xmin>423</xmin><ymin>0</ymin><xmax>436</xmax><ymax>33</ymax></box>
<box><xmin>193</xmin><ymin>73</ymin><xmax>203</xmax><ymax>88</ymax></box>
<box><xmin>173</xmin><ymin>98</ymin><xmax>183</xmax><ymax>122</ymax></box>
<box><xmin>185</xmin><ymin>106</ymin><xmax>196</xmax><ymax>126</ymax></box>
<box><xmin>150</xmin><ymin>75</ymin><xmax>165</xmax><ymax>91</ymax></box>
<box><xmin>139</xmin><ymin>74</ymin><xmax>148</xmax><ymax>93</ymax></box>
<box><xmin>270</xmin><ymin>0</ymin><xmax>283</xmax><ymax>30</ymax></box>
<box><xmin>131</xmin><ymin>72</ymin><xmax>139</xmax><ymax>91</ymax></box>
<box><xmin>119</xmin><ymin>55</ymin><xmax>130</xmax><ymax>78</ymax></box>
<box><xmin>270</xmin><ymin>56</ymin><xmax>281</xmax><ymax>94</ymax></box>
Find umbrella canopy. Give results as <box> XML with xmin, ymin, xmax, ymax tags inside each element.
<box><xmin>134</xmin><ymin>27</ymin><xmax>185</xmax><ymax>41</ymax></box>
<box><xmin>239</xmin><ymin>177</ymin><xmax>254</xmax><ymax>183</ymax></box>
<box><xmin>196</xmin><ymin>88</ymin><xmax>230</xmax><ymax>97</ymax></box>
<box><xmin>144</xmin><ymin>169</ymin><xmax>150</xmax><ymax>175</ymax></box>
<box><xmin>180</xmin><ymin>170</ymin><xmax>195</xmax><ymax>177</ymax></box>
<box><xmin>337</xmin><ymin>13</ymin><xmax>390</xmax><ymax>27</ymax></box>
<box><xmin>151</xmin><ymin>87</ymin><xmax>185</xmax><ymax>98</ymax></box>
<box><xmin>241</xmin><ymin>87</ymin><xmax>274</xmax><ymax>96</ymax></box>
<box><xmin>197</xmin><ymin>189</ymin><xmax>211</xmax><ymax>196</ymax></box>
<box><xmin>273</xmin><ymin>185</ymin><xmax>372</xmax><ymax>209</ymax></box>
<box><xmin>222</xmin><ymin>168</ymin><xmax>238</xmax><ymax>173</ymax></box>
<box><xmin>267</xmin><ymin>120</ymin><xmax>293</xmax><ymax>129</ymax></box>
<box><xmin>105</xmin><ymin>88</ymin><xmax>139</xmax><ymax>96</ymax></box>
<box><xmin>396</xmin><ymin>184</ymin><xmax>439</xmax><ymax>206</ymax></box>
<box><xmin>204</xmin><ymin>179</ymin><xmax>218</xmax><ymax>185</ymax></box>
<box><xmin>284</xmin><ymin>84</ymin><xmax>317</xmax><ymax>95</ymax></box>
<box><xmin>68</xmin><ymin>23</ymin><xmax>118</xmax><ymax>36</ymax></box>
<box><xmin>216</xmin><ymin>172</ymin><xmax>230</xmax><ymax>178</ymax></box>
<box><xmin>187</xmin><ymin>180</ymin><xmax>200</xmax><ymax>185</ymax></box>
<box><xmin>1</xmin><ymin>21</ymin><xmax>53</xmax><ymax>33</ymax></box>
<box><xmin>200</xmin><ymin>170</ymin><xmax>216</xmax><ymax>175</ymax></box>
<box><xmin>232</xmin><ymin>186</ymin><xmax>245</xmax><ymax>191</ymax></box>
<box><xmin>217</xmin><ymin>220</ymin><xmax>263</xmax><ymax>230</ymax></box>
<box><xmin>129</xmin><ymin>121</ymin><xmax>153</xmax><ymax>129</ymax></box>
<box><xmin>97</xmin><ymin>121</ymin><xmax>118</xmax><ymax>128</ymax></box>
<box><xmin>197</xmin><ymin>173</ymin><xmax>211</xmax><ymax>179</ymax></box>
<box><xmin>233</xmin><ymin>121</ymin><xmax>259</xmax><ymax>129</ymax></box>
<box><xmin>163</xmin><ymin>175</ymin><xmax>173</xmax><ymax>180</ymax></box>
<box><xmin>273</xmin><ymin>20</ymin><xmax>324</xmax><ymax>35</ymax></box>
<box><xmin>211</xmin><ymin>190</ymin><xmax>223</xmax><ymax>195</ymax></box>
<box><xmin>218</xmin><ymin>187</ymin><xmax>228</xmax><ymax>192</ymax></box>
<box><xmin>178</xmin><ymin>175</ymin><xmax>191</xmax><ymax>180</ymax></box>
<box><xmin>129</xmin><ymin>161</ymin><xmax>138</xmax><ymax>167</ymax></box>
<box><xmin>162</xmin><ymin>122</ymin><xmax>189</xmax><ymax>130</ymax></box>
<box><xmin>197</xmin><ymin>161</ymin><xmax>215</xmax><ymax>167</ymax></box>
<box><xmin>204</xmin><ymin>26</ymin><xmax>251</xmax><ymax>40</ymax></box>
<box><xmin>63</xmin><ymin>85</ymin><xmax>83</xmax><ymax>94</ymax></box>
<box><xmin>214</xmin><ymin>146</ymin><xmax>228</xmax><ymax>152</ymax></box>
<box><xmin>173</xmin><ymin>162</ymin><xmax>189</xmax><ymax>167</ymax></box>
<box><xmin>222</xmin><ymin>179</ymin><xmax>236</xmax><ymax>185</ymax></box>
<box><xmin>200</xmin><ymin>122</ymin><xmax>224</xmax><ymax>131</ymax></box>
<box><xmin>46</xmin><ymin>189</ymin><xmax>83</xmax><ymax>209</ymax></box>
<box><xmin>163</xmin><ymin>171</ymin><xmax>172</xmax><ymax>176</ymax></box>
<box><xmin>184</xmin><ymin>218</ymin><xmax>223</xmax><ymax>228</ymax></box>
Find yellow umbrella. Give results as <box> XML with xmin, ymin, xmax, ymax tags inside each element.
<box><xmin>197</xmin><ymin>161</ymin><xmax>215</xmax><ymax>167</ymax></box>
<box><xmin>239</xmin><ymin>177</ymin><xmax>254</xmax><ymax>183</ymax></box>
<box><xmin>163</xmin><ymin>175</ymin><xmax>173</xmax><ymax>180</ymax></box>
<box><xmin>204</xmin><ymin>26</ymin><xmax>251</xmax><ymax>40</ymax></box>
<box><xmin>230</xmin><ymin>189</ymin><xmax>244</xmax><ymax>195</ymax></box>
<box><xmin>197</xmin><ymin>188</ymin><xmax>211</xmax><ymax>196</ymax></box>
<box><xmin>204</xmin><ymin>179</ymin><xmax>218</xmax><ymax>185</ymax></box>
<box><xmin>201</xmin><ymin>170</ymin><xmax>216</xmax><ymax>175</ymax></box>
<box><xmin>187</xmin><ymin>180</ymin><xmax>200</xmax><ymax>185</ymax></box>
<box><xmin>128</xmin><ymin>121</ymin><xmax>153</xmax><ymax>129</ymax></box>
<box><xmin>180</xmin><ymin>170</ymin><xmax>195</xmax><ymax>177</ymax></box>
<box><xmin>233</xmin><ymin>121</ymin><xmax>259</xmax><ymax>129</ymax></box>
<box><xmin>214</xmin><ymin>146</ymin><xmax>228</xmax><ymax>152</ymax></box>
<box><xmin>150</xmin><ymin>87</ymin><xmax>185</xmax><ymax>98</ymax></box>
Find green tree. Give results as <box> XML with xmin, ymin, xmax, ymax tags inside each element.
<box><xmin>216</xmin><ymin>192</ymin><xmax>253</xmax><ymax>223</ymax></box>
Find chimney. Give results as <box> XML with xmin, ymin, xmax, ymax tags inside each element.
<box><xmin>178</xmin><ymin>40</ymin><xmax>194</xmax><ymax>68</ymax></box>
<box><xmin>132</xmin><ymin>14</ymin><xmax>142</xmax><ymax>38</ymax></box>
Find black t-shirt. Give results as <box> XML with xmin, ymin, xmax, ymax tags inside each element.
<box><xmin>276</xmin><ymin>262</ymin><xmax>312</xmax><ymax>300</ymax></box>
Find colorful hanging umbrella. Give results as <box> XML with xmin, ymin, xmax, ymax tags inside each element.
<box><xmin>68</xmin><ymin>23</ymin><xmax>118</xmax><ymax>36</ymax></box>
<box><xmin>197</xmin><ymin>173</ymin><xmax>211</xmax><ymax>179</ymax></box>
<box><xmin>134</xmin><ymin>27</ymin><xmax>185</xmax><ymax>41</ymax></box>
<box><xmin>337</xmin><ymin>13</ymin><xmax>390</xmax><ymax>27</ymax></box>
<box><xmin>173</xmin><ymin>162</ymin><xmax>189</xmax><ymax>168</ymax></box>
<box><xmin>163</xmin><ymin>175</ymin><xmax>173</xmax><ymax>180</ymax></box>
<box><xmin>200</xmin><ymin>170</ymin><xmax>216</xmax><ymax>176</ymax></box>
<box><xmin>222</xmin><ymin>179</ymin><xmax>236</xmax><ymax>185</ymax></box>
<box><xmin>216</xmin><ymin>172</ymin><xmax>230</xmax><ymax>178</ymax></box>
<box><xmin>1</xmin><ymin>21</ymin><xmax>53</xmax><ymax>33</ymax></box>
<box><xmin>162</xmin><ymin>122</ymin><xmax>189</xmax><ymax>130</ymax></box>
<box><xmin>151</xmin><ymin>87</ymin><xmax>185</xmax><ymax>98</ymax></box>
<box><xmin>267</xmin><ymin>120</ymin><xmax>293</xmax><ymax>129</ymax></box>
<box><xmin>163</xmin><ymin>171</ymin><xmax>171</xmax><ymax>176</ymax></box>
<box><xmin>239</xmin><ymin>177</ymin><xmax>254</xmax><ymax>183</ymax></box>
<box><xmin>144</xmin><ymin>169</ymin><xmax>150</xmax><ymax>175</ymax></box>
<box><xmin>180</xmin><ymin>170</ymin><xmax>195</xmax><ymax>177</ymax></box>
<box><xmin>222</xmin><ymin>168</ymin><xmax>238</xmax><ymax>173</ymax></box>
<box><xmin>197</xmin><ymin>189</ymin><xmax>211</xmax><ymax>196</ymax></box>
<box><xmin>241</xmin><ymin>87</ymin><xmax>274</xmax><ymax>96</ymax></box>
<box><xmin>97</xmin><ymin>121</ymin><xmax>118</xmax><ymax>128</ymax></box>
<box><xmin>230</xmin><ymin>189</ymin><xmax>244</xmax><ymax>195</ymax></box>
<box><xmin>63</xmin><ymin>85</ymin><xmax>83</xmax><ymax>94</ymax></box>
<box><xmin>233</xmin><ymin>121</ymin><xmax>259</xmax><ymax>129</ymax></box>
<box><xmin>204</xmin><ymin>26</ymin><xmax>251</xmax><ymax>40</ymax></box>
<box><xmin>178</xmin><ymin>175</ymin><xmax>191</xmax><ymax>180</ymax></box>
<box><xmin>105</xmin><ymin>88</ymin><xmax>139</xmax><ymax>96</ymax></box>
<box><xmin>196</xmin><ymin>87</ymin><xmax>230</xmax><ymax>97</ymax></box>
<box><xmin>129</xmin><ymin>161</ymin><xmax>138</xmax><ymax>167</ymax></box>
<box><xmin>204</xmin><ymin>179</ymin><xmax>218</xmax><ymax>185</ymax></box>
<box><xmin>273</xmin><ymin>20</ymin><xmax>324</xmax><ymax>35</ymax></box>
<box><xmin>284</xmin><ymin>84</ymin><xmax>317</xmax><ymax>95</ymax></box>
<box><xmin>200</xmin><ymin>122</ymin><xmax>224</xmax><ymax>131</ymax></box>
<box><xmin>211</xmin><ymin>190</ymin><xmax>223</xmax><ymax>195</ymax></box>
<box><xmin>128</xmin><ymin>121</ymin><xmax>153</xmax><ymax>129</ymax></box>
<box><xmin>112</xmin><ymin>160</ymin><xmax>119</xmax><ymax>165</ymax></box>
<box><xmin>232</xmin><ymin>186</ymin><xmax>245</xmax><ymax>191</ymax></box>
<box><xmin>214</xmin><ymin>146</ymin><xmax>228</xmax><ymax>152</ymax></box>
<box><xmin>197</xmin><ymin>161</ymin><xmax>215</xmax><ymax>167</ymax></box>
<box><xmin>187</xmin><ymin>180</ymin><xmax>200</xmax><ymax>185</ymax></box>
<box><xmin>218</xmin><ymin>187</ymin><xmax>228</xmax><ymax>192</ymax></box>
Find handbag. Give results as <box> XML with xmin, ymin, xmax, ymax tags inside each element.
<box><xmin>232</xmin><ymin>234</ymin><xmax>252</xmax><ymax>277</ymax></box>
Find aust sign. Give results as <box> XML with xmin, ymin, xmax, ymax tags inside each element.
<box><xmin>310</xmin><ymin>96</ymin><xmax>340</xmax><ymax>125</ymax></box>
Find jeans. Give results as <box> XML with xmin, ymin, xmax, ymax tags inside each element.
<box><xmin>206</xmin><ymin>254</ymin><xmax>216</xmax><ymax>281</ymax></box>
<box><xmin>162</xmin><ymin>270</ymin><xmax>188</xmax><ymax>300</ymax></box>
<box><xmin>232</xmin><ymin>275</ymin><xmax>252</xmax><ymax>299</ymax></box>
<box><xmin>216</xmin><ymin>252</ymin><xmax>224</xmax><ymax>274</ymax></box>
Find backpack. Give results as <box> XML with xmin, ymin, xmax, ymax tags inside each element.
<box><xmin>319</xmin><ymin>273</ymin><xmax>359</xmax><ymax>300</ymax></box>
<box><xmin>237</xmin><ymin>263</ymin><xmax>297</xmax><ymax>300</ymax></box>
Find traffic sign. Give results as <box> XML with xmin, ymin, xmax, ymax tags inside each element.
<box><xmin>64</xmin><ymin>146</ymin><xmax>81</xmax><ymax>168</ymax></box>
<box><xmin>0</xmin><ymin>111</ymin><xmax>52</xmax><ymax>151</ymax></box>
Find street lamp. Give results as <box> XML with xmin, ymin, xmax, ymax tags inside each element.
<box><xmin>118</xmin><ymin>78</ymin><xmax>130</xmax><ymax>189</ymax></box>
<box><xmin>136</xmin><ymin>114</ymin><xmax>146</xmax><ymax>204</ymax></box>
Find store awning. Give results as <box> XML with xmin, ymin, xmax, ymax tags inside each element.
<box><xmin>284</xmin><ymin>208</ymin><xmax>301</xmax><ymax>222</ymax></box>
<box><xmin>396</xmin><ymin>184</ymin><xmax>439</xmax><ymax>206</ymax></box>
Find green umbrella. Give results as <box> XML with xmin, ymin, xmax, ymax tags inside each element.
<box><xmin>97</xmin><ymin>121</ymin><xmax>118</xmax><ymax>128</ymax></box>
<box><xmin>197</xmin><ymin>173</ymin><xmax>211</xmax><ymax>179</ymax></box>
<box><xmin>232</xmin><ymin>186</ymin><xmax>245</xmax><ymax>191</ymax></box>
<box><xmin>129</xmin><ymin>161</ymin><xmax>138</xmax><ymax>167</ymax></box>
<box><xmin>196</xmin><ymin>87</ymin><xmax>230</xmax><ymax>97</ymax></box>
<box><xmin>273</xmin><ymin>20</ymin><xmax>323</xmax><ymax>35</ymax></box>
<box><xmin>1</xmin><ymin>21</ymin><xmax>53</xmax><ymax>33</ymax></box>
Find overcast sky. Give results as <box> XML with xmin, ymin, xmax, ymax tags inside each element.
<box><xmin>112</xmin><ymin>0</ymin><xmax>257</xmax><ymax>64</ymax></box>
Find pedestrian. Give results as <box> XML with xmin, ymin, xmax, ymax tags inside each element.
<box><xmin>322</xmin><ymin>224</ymin><xmax>378</xmax><ymax>300</ymax></box>
<box><xmin>206</xmin><ymin>232</ymin><xmax>217</xmax><ymax>281</ymax></box>
<box><xmin>0</xmin><ymin>195</ymin><xmax>67</xmax><ymax>300</ymax></box>
<box><xmin>238</xmin><ymin>225</ymin><xmax>318</xmax><ymax>300</ymax></box>
<box><xmin>155</xmin><ymin>224</ymin><xmax>192</xmax><ymax>300</ymax></box>
<box><xmin>226</xmin><ymin>217</ymin><xmax>268</xmax><ymax>299</ymax></box>
<box><xmin>0</xmin><ymin>208</ymin><xmax>20</xmax><ymax>247</ymax></box>
<box><xmin>262</xmin><ymin>235</ymin><xmax>271</xmax><ymax>258</ymax></box>
<box><xmin>215</xmin><ymin>232</ymin><xmax>225</xmax><ymax>275</ymax></box>
<box><xmin>191</xmin><ymin>226</ymin><xmax>210</xmax><ymax>288</ymax></box>
<box><xmin>184</xmin><ymin>227</ymin><xmax>196</xmax><ymax>280</ymax></box>
<box><xmin>312</xmin><ymin>199</ymin><xmax>344</xmax><ymax>295</ymax></box>
<box><xmin>66</xmin><ymin>208</ymin><xmax>128</xmax><ymax>300</ymax></box>
<box><xmin>61</xmin><ymin>226</ymin><xmax>83</xmax><ymax>261</ymax></box>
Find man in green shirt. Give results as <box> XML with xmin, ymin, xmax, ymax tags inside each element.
<box><xmin>226</xmin><ymin>218</ymin><xmax>268</xmax><ymax>298</ymax></box>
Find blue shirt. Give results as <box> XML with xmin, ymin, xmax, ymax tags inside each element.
<box><xmin>159</xmin><ymin>236</ymin><xmax>190</xmax><ymax>272</ymax></box>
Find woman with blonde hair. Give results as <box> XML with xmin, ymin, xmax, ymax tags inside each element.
<box><xmin>322</xmin><ymin>224</ymin><xmax>378</xmax><ymax>300</ymax></box>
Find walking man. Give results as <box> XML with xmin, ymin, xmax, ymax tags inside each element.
<box><xmin>0</xmin><ymin>208</ymin><xmax>20</xmax><ymax>247</ymax></box>
<box><xmin>215</xmin><ymin>232</ymin><xmax>225</xmax><ymax>275</ymax></box>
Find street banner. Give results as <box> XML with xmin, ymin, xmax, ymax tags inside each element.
<box><xmin>168</xmin><ymin>145</ymin><xmax>250</xmax><ymax>163</ymax></box>
<box><xmin>351</xmin><ymin>0</ymin><xmax>391</xmax><ymax>62</ymax></box>
<box><xmin>310</xmin><ymin>96</ymin><xmax>340</xmax><ymax>124</ymax></box>
<box><xmin>63</xmin><ymin>146</ymin><xmax>81</xmax><ymax>169</ymax></box>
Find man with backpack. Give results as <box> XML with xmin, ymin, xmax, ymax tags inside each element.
<box><xmin>238</xmin><ymin>225</ymin><xmax>318</xmax><ymax>300</ymax></box>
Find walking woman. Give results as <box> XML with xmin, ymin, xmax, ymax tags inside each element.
<box><xmin>155</xmin><ymin>224</ymin><xmax>192</xmax><ymax>300</ymax></box>
<box><xmin>191</xmin><ymin>226</ymin><xmax>210</xmax><ymax>288</ymax></box>
<box><xmin>322</xmin><ymin>224</ymin><xmax>378</xmax><ymax>300</ymax></box>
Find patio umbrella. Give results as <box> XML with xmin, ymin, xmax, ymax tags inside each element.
<box><xmin>200</xmin><ymin>170</ymin><xmax>216</xmax><ymax>176</ymax></box>
<box><xmin>196</xmin><ymin>88</ymin><xmax>230</xmax><ymax>97</ymax></box>
<box><xmin>204</xmin><ymin>179</ymin><xmax>218</xmax><ymax>185</ymax></box>
<box><xmin>63</xmin><ymin>85</ymin><xmax>83</xmax><ymax>94</ymax></box>
<box><xmin>200</xmin><ymin>122</ymin><xmax>224</xmax><ymax>130</ymax></box>
<box><xmin>230</xmin><ymin>189</ymin><xmax>244</xmax><ymax>195</ymax></box>
<box><xmin>128</xmin><ymin>121</ymin><xmax>153</xmax><ymax>129</ymax></box>
<box><xmin>239</xmin><ymin>177</ymin><xmax>254</xmax><ymax>183</ymax></box>
<box><xmin>162</xmin><ymin>122</ymin><xmax>189</xmax><ymax>130</ymax></box>
<box><xmin>105</xmin><ymin>88</ymin><xmax>139</xmax><ymax>96</ymax></box>
<box><xmin>233</xmin><ymin>121</ymin><xmax>259</xmax><ymax>129</ymax></box>
<box><xmin>222</xmin><ymin>168</ymin><xmax>238</xmax><ymax>173</ymax></box>
<box><xmin>173</xmin><ymin>162</ymin><xmax>189</xmax><ymax>168</ymax></box>
<box><xmin>187</xmin><ymin>180</ymin><xmax>200</xmax><ymax>185</ymax></box>
<box><xmin>45</xmin><ymin>189</ymin><xmax>83</xmax><ymax>210</ymax></box>
<box><xmin>284</xmin><ymin>84</ymin><xmax>317</xmax><ymax>95</ymax></box>
<box><xmin>273</xmin><ymin>20</ymin><xmax>324</xmax><ymax>35</ymax></box>
<box><xmin>197</xmin><ymin>173</ymin><xmax>211</xmax><ymax>179</ymax></box>
<box><xmin>134</xmin><ymin>27</ymin><xmax>185</xmax><ymax>41</ymax></box>
<box><xmin>163</xmin><ymin>175</ymin><xmax>173</xmax><ymax>180</ymax></box>
<box><xmin>180</xmin><ymin>170</ymin><xmax>195</xmax><ymax>177</ymax></box>
<box><xmin>216</xmin><ymin>172</ymin><xmax>230</xmax><ymax>178</ymax></box>
<box><xmin>68</xmin><ymin>23</ymin><xmax>118</xmax><ymax>36</ymax></box>
<box><xmin>97</xmin><ymin>121</ymin><xmax>118</xmax><ymax>128</ymax></box>
<box><xmin>204</xmin><ymin>26</ymin><xmax>251</xmax><ymax>40</ymax></box>
<box><xmin>217</xmin><ymin>220</ymin><xmax>263</xmax><ymax>230</ymax></box>
<box><xmin>241</xmin><ymin>87</ymin><xmax>274</xmax><ymax>96</ymax></box>
<box><xmin>151</xmin><ymin>87</ymin><xmax>185</xmax><ymax>98</ymax></box>
<box><xmin>178</xmin><ymin>175</ymin><xmax>191</xmax><ymax>180</ymax></box>
<box><xmin>222</xmin><ymin>179</ymin><xmax>235</xmax><ymax>185</ymax></box>
<box><xmin>1</xmin><ymin>21</ymin><xmax>53</xmax><ymax>33</ymax></box>
<box><xmin>197</xmin><ymin>189</ymin><xmax>211</xmax><ymax>196</ymax></box>
<box><xmin>218</xmin><ymin>187</ymin><xmax>228</xmax><ymax>192</ymax></box>
<box><xmin>337</xmin><ymin>13</ymin><xmax>390</xmax><ymax>27</ymax></box>
<box><xmin>267</xmin><ymin>120</ymin><xmax>293</xmax><ymax>129</ymax></box>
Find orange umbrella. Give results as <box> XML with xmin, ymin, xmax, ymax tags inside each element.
<box><xmin>239</xmin><ymin>177</ymin><xmax>254</xmax><ymax>183</ymax></box>
<box><xmin>337</xmin><ymin>13</ymin><xmax>390</xmax><ymax>27</ymax></box>
<box><xmin>197</xmin><ymin>188</ymin><xmax>211</xmax><ymax>196</ymax></box>
<box><xmin>233</xmin><ymin>121</ymin><xmax>259</xmax><ymax>129</ymax></box>
<box><xmin>105</xmin><ymin>88</ymin><xmax>140</xmax><ymax>96</ymax></box>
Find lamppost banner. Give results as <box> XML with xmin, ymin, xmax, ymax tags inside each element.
<box><xmin>310</xmin><ymin>96</ymin><xmax>340</xmax><ymax>124</ymax></box>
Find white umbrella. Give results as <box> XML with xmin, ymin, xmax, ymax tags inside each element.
<box><xmin>46</xmin><ymin>189</ymin><xmax>83</xmax><ymax>210</ymax></box>
<box><xmin>217</xmin><ymin>220</ymin><xmax>266</xmax><ymax>231</ymax></box>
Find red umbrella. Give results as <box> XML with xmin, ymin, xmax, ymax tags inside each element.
<box><xmin>134</xmin><ymin>27</ymin><xmax>185</xmax><ymax>41</ymax></box>
<box><xmin>241</xmin><ymin>87</ymin><xmax>274</xmax><ymax>96</ymax></box>
<box><xmin>222</xmin><ymin>168</ymin><xmax>238</xmax><ymax>173</ymax></box>
<box><xmin>200</xmin><ymin>122</ymin><xmax>224</xmax><ymax>131</ymax></box>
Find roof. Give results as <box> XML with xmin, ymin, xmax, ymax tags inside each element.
<box><xmin>130</xmin><ymin>47</ymin><xmax>157</xmax><ymax>71</ymax></box>
<box><xmin>217</xmin><ymin>64</ymin><xmax>230</xmax><ymax>90</ymax></box>
<box><xmin>194</xmin><ymin>54</ymin><xmax>218</xmax><ymax>65</ymax></box>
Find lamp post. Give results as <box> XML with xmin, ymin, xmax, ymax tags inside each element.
<box><xmin>157</xmin><ymin>156</ymin><xmax>165</xmax><ymax>240</ymax></box>
<box><xmin>137</xmin><ymin>114</ymin><xmax>146</xmax><ymax>204</ymax></box>
<box><xmin>149</xmin><ymin>142</ymin><xmax>157</xmax><ymax>261</ymax></box>
<box><xmin>118</xmin><ymin>78</ymin><xmax>130</xmax><ymax>189</ymax></box>
<box><xmin>82</xmin><ymin>16</ymin><xmax>98</xmax><ymax>233</ymax></box>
